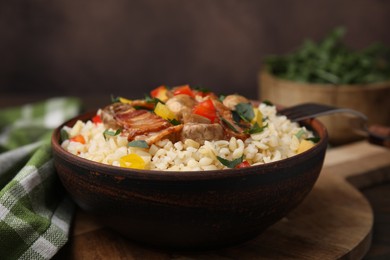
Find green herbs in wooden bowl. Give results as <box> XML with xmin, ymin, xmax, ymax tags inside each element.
<box><xmin>259</xmin><ymin>27</ymin><xmax>390</xmax><ymax>145</ymax></box>
<box><xmin>264</xmin><ymin>27</ymin><xmax>390</xmax><ymax>85</ymax></box>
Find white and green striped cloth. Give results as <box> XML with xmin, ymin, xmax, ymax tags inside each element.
<box><xmin>0</xmin><ymin>97</ymin><xmax>81</xmax><ymax>259</ymax></box>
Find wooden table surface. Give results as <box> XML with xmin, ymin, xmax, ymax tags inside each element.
<box><xmin>1</xmin><ymin>95</ymin><xmax>390</xmax><ymax>259</ymax></box>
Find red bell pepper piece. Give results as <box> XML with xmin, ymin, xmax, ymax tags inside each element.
<box><xmin>236</xmin><ymin>160</ymin><xmax>250</xmax><ymax>168</ymax></box>
<box><xmin>92</xmin><ymin>115</ymin><xmax>102</xmax><ymax>124</ymax></box>
<box><xmin>192</xmin><ymin>99</ymin><xmax>217</xmax><ymax>123</ymax></box>
<box><xmin>150</xmin><ymin>85</ymin><xmax>167</xmax><ymax>98</ymax></box>
<box><xmin>173</xmin><ymin>85</ymin><xmax>194</xmax><ymax>97</ymax></box>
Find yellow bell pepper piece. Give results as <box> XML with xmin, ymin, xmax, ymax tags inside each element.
<box><xmin>154</xmin><ymin>102</ymin><xmax>177</xmax><ymax>121</ymax></box>
<box><xmin>119</xmin><ymin>153</ymin><xmax>146</xmax><ymax>169</ymax></box>
<box><xmin>297</xmin><ymin>139</ymin><xmax>315</xmax><ymax>154</ymax></box>
<box><xmin>251</xmin><ymin>108</ymin><xmax>263</xmax><ymax>126</ymax></box>
<box><xmin>119</xmin><ymin>97</ymin><xmax>132</xmax><ymax>104</ymax></box>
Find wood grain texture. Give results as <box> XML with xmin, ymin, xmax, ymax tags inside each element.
<box><xmin>362</xmin><ymin>183</ymin><xmax>390</xmax><ymax>259</ymax></box>
<box><xmin>53</xmin><ymin>141</ymin><xmax>390</xmax><ymax>259</ymax></box>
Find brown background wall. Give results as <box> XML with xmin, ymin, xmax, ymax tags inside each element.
<box><xmin>1</xmin><ymin>0</ymin><xmax>389</xmax><ymax>101</ymax></box>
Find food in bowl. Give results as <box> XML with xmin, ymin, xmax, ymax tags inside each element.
<box><xmin>60</xmin><ymin>85</ymin><xmax>318</xmax><ymax>171</ymax></box>
<box><xmin>52</xmin><ymin>86</ymin><xmax>328</xmax><ymax>249</ymax></box>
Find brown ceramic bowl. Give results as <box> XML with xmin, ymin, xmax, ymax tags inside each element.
<box><xmin>52</xmin><ymin>111</ymin><xmax>328</xmax><ymax>250</ymax></box>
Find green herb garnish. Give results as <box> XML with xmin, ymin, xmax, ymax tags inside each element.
<box><xmin>111</xmin><ymin>95</ymin><xmax>120</xmax><ymax>103</ymax></box>
<box><xmin>217</xmin><ymin>155</ymin><xmax>244</xmax><ymax>168</ymax></box>
<box><xmin>235</xmin><ymin>103</ymin><xmax>255</xmax><ymax>122</ymax></box>
<box><xmin>231</xmin><ymin>111</ymin><xmax>242</xmax><ymax>124</ymax></box>
<box><xmin>220</xmin><ymin>117</ymin><xmax>239</xmax><ymax>133</ymax></box>
<box><xmin>60</xmin><ymin>129</ymin><xmax>69</xmax><ymax>142</ymax></box>
<box><xmin>103</xmin><ymin>129</ymin><xmax>122</xmax><ymax>140</ymax></box>
<box><xmin>245</xmin><ymin>122</ymin><xmax>268</xmax><ymax>134</ymax></box>
<box><xmin>128</xmin><ymin>140</ymin><xmax>149</xmax><ymax>148</ymax></box>
<box><xmin>295</xmin><ymin>129</ymin><xmax>305</xmax><ymax>139</ymax></box>
<box><xmin>306</xmin><ymin>137</ymin><xmax>321</xmax><ymax>143</ymax></box>
<box><xmin>194</xmin><ymin>86</ymin><xmax>211</xmax><ymax>94</ymax></box>
<box><xmin>145</xmin><ymin>95</ymin><xmax>164</xmax><ymax>105</ymax></box>
<box><xmin>262</xmin><ymin>100</ymin><xmax>274</xmax><ymax>106</ymax></box>
<box><xmin>168</xmin><ymin>118</ymin><xmax>181</xmax><ymax>126</ymax></box>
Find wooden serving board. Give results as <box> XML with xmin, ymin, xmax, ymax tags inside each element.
<box><xmin>54</xmin><ymin>141</ymin><xmax>390</xmax><ymax>259</ymax></box>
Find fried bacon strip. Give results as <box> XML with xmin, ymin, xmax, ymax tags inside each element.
<box><xmin>116</xmin><ymin>109</ymin><xmax>172</xmax><ymax>140</ymax></box>
<box><xmin>101</xmin><ymin>103</ymin><xmax>181</xmax><ymax>145</ymax></box>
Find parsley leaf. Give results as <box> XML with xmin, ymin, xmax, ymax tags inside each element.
<box><xmin>219</xmin><ymin>95</ymin><xmax>226</xmax><ymax>102</ymax></box>
<box><xmin>245</xmin><ymin>122</ymin><xmax>268</xmax><ymax>134</ymax></box>
<box><xmin>145</xmin><ymin>95</ymin><xmax>164</xmax><ymax>105</ymax></box>
<box><xmin>295</xmin><ymin>129</ymin><xmax>305</xmax><ymax>139</ymax></box>
<box><xmin>262</xmin><ymin>100</ymin><xmax>274</xmax><ymax>106</ymax></box>
<box><xmin>194</xmin><ymin>86</ymin><xmax>211</xmax><ymax>94</ymax></box>
<box><xmin>128</xmin><ymin>140</ymin><xmax>149</xmax><ymax>148</ymax></box>
<box><xmin>235</xmin><ymin>103</ymin><xmax>254</xmax><ymax>122</ymax></box>
<box><xmin>220</xmin><ymin>117</ymin><xmax>239</xmax><ymax>133</ymax></box>
<box><xmin>217</xmin><ymin>155</ymin><xmax>244</xmax><ymax>168</ymax></box>
<box><xmin>103</xmin><ymin>129</ymin><xmax>122</xmax><ymax>140</ymax></box>
<box><xmin>306</xmin><ymin>137</ymin><xmax>321</xmax><ymax>143</ymax></box>
<box><xmin>168</xmin><ymin>118</ymin><xmax>181</xmax><ymax>125</ymax></box>
<box><xmin>111</xmin><ymin>95</ymin><xmax>120</xmax><ymax>103</ymax></box>
<box><xmin>231</xmin><ymin>111</ymin><xmax>242</xmax><ymax>124</ymax></box>
<box><xmin>60</xmin><ymin>129</ymin><xmax>69</xmax><ymax>142</ymax></box>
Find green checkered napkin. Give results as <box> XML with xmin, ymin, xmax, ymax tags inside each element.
<box><xmin>0</xmin><ymin>97</ymin><xmax>81</xmax><ymax>260</ymax></box>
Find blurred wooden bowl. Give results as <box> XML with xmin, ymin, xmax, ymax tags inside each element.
<box><xmin>259</xmin><ymin>69</ymin><xmax>390</xmax><ymax>145</ymax></box>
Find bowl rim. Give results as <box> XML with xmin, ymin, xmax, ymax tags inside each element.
<box><xmin>51</xmin><ymin>109</ymin><xmax>328</xmax><ymax>181</ymax></box>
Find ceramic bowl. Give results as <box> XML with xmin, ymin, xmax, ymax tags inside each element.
<box><xmin>51</xmin><ymin>111</ymin><xmax>328</xmax><ymax>249</ymax></box>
